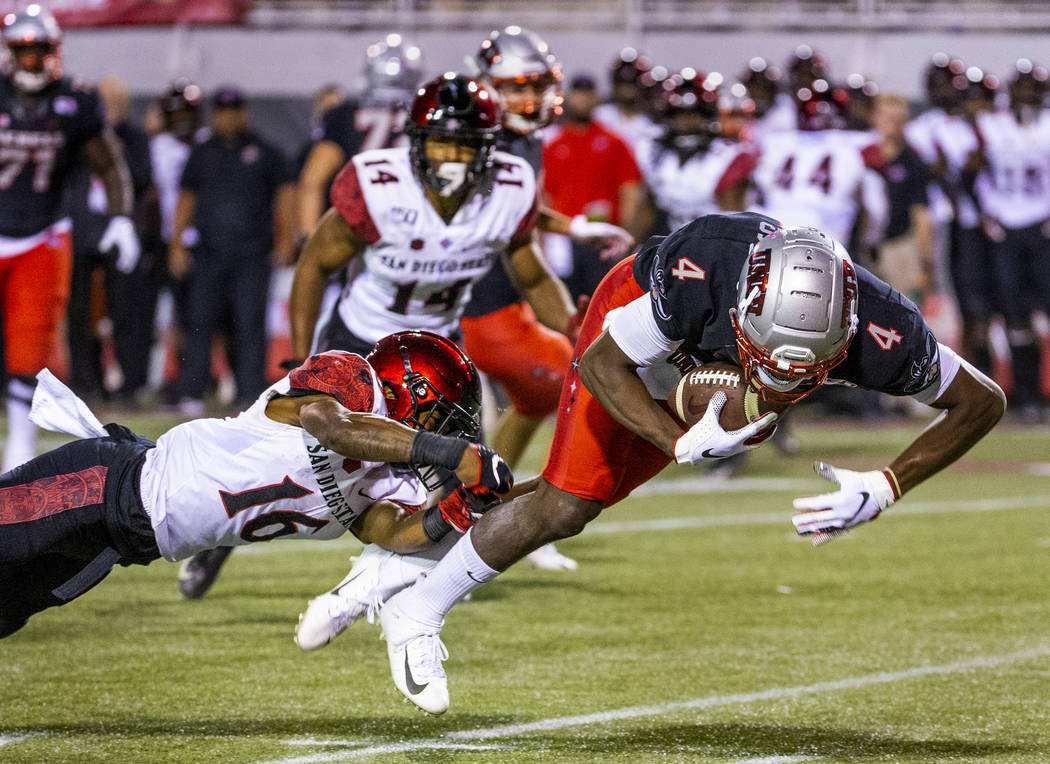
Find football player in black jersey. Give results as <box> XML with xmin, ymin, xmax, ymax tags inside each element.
<box><xmin>0</xmin><ymin>5</ymin><xmax>137</xmax><ymax>470</ymax></box>
<box><xmin>373</xmin><ymin>213</ymin><xmax>1005</xmax><ymax>713</ymax></box>
<box><xmin>297</xmin><ymin>34</ymin><xmax>424</xmax><ymax>241</ymax></box>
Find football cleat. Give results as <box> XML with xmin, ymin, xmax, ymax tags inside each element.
<box><xmin>379</xmin><ymin>592</ymin><xmax>450</xmax><ymax>715</ymax></box>
<box><xmin>525</xmin><ymin>542</ymin><xmax>578</xmax><ymax>571</ymax></box>
<box><xmin>177</xmin><ymin>547</ymin><xmax>234</xmax><ymax>600</ymax></box>
<box><xmin>294</xmin><ymin>547</ymin><xmax>393</xmax><ymax>651</ymax></box>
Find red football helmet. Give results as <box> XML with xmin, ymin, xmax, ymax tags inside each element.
<box><xmin>407</xmin><ymin>73</ymin><xmax>501</xmax><ymax>197</ymax></box>
<box><xmin>2</xmin><ymin>5</ymin><xmax>62</xmax><ymax>94</ymax></box>
<box><xmin>367</xmin><ymin>330</ymin><xmax>481</xmax><ymax>439</ymax></box>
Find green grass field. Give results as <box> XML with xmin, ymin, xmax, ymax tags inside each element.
<box><xmin>2</xmin><ymin>412</ymin><xmax>1049</xmax><ymax>763</ymax></box>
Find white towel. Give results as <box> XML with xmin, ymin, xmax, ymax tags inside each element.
<box><xmin>29</xmin><ymin>369</ymin><xmax>108</xmax><ymax>439</ymax></box>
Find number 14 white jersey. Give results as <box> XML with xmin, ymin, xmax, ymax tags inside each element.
<box><xmin>138</xmin><ymin>365</ymin><xmax>426</xmax><ymax>561</ymax></box>
<box><xmin>330</xmin><ymin>147</ymin><xmax>538</xmax><ymax>343</ymax></box>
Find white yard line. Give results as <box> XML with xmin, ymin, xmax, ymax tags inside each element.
<box><xmin>258</xmin><ymin>647</ymin><xmax>1049</xmax><ymax>764</ymax></box>
<box><xmin>235</xmin><ymin>492</ymin><xmax>1050</xmax><ymax>555</ymax></box>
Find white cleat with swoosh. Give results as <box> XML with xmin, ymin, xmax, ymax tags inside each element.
<box><xmin>379</xmin><ymin>592</ymin><xmax>450</xmax><ymax>715</ymax></box>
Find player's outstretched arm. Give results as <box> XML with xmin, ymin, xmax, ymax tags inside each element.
<box><xmin>506</xmin><ymin>242</ymin><xmax>574</xmax><ymax>335</ymax></box>
<box><xmin>793</xmin><ymin>357</ymin><xmax>1005</xmax><ymax>543</ymax></box>
<box><xmin>289</xmin><ymin>209</ymin><xmax>364</xmax><ymax>357</ymax></box>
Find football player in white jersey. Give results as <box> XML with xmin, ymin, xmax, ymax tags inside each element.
<box><xmin>635</xmin><ymin>69</ymin><xmax>757</xmax><ymax>234</ymax></box>
<box><xmin>0</xmin><ymin>333</ymin><xmax>510</xmax><ymax>661</ymax></box>
<box><xmin>973</xmin><ymin>59</ymin><xmax>1050</xmax><ymax>420</ymax></box>
<box><xmin>750</xmin><ymin>78</ymin><xmax>886</xmax><ymax>247</ymax></box>
<box><xmin>289</xmin><ymin>72</ymin><xmax>575</xmax><ymax>360</ymax></box>
<box><xmin>592</xmin><ymin>47</ymin><xmax>663</xmax><ymax>158</ymax></box>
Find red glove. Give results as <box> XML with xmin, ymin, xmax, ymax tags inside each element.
<box><xmin>438</xmin><ymin>485</ymin><xmax>501</xmax><ymax>533</ymax></box>
<box><xmin>565</xmin><ymin>294</ymin><xmax>591</xmax><ymax>347</ymax></box>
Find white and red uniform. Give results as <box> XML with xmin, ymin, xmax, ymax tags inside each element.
<box><xmin>974</xmin><ymin>109</ymin><xmax>1050</xmax><ymax>228</ymax></box>
<box><xmin>750</xmin><ymin>128</ymin><xmax>885</xmax><ymax>244</ymax></box>
<box><xmin>327</xmin><ymin>147</ymin><xmax>538</xmax><ymax>344</ymax></box>
<box><xmin>905</xmin><ymin>109</ymin><xmax>981</xmax><ymax>228</ymax></box>
<box><xmin>592</xmin><ymin>103</ymin><xmax>662</xmax><ymax>160</ymax></box>
<box><xmin>139</xmin><ymin>358</ymin><xmax>426</xmax><ymax>561</ymax></box>
<box><xmin>636</xmin><ymin>138</ymin><xmax>758</xmax><ymax>232</ymax></box>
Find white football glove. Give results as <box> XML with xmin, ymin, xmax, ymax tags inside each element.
<box><xmin>673</xmin><ymin>390</ymin><xmax>779</xmax><ymax>465</ymax></box>
<box><xmin>792</xmin><ymin>462</ymin><xmax>898</xmax><ymax>544</ymax></box>
<box><xmin>568</xmin><ymin>215</ymin><xmax>634</xmax><ymax>260</ymax></box>
<box><xmin>100</xmin><ymin>215</ymin><xmax>141</xmax><ymax>274</ymax></box>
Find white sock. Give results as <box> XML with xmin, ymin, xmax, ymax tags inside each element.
<box><xmin>399</xmin><ymin>529</ymin><xmax>499</xmax><ymax>627</ymax></box>
<box><xmin>4</xmin><ymin>378</ymin><xmax>37</xmax><ymax>472</ymax></box>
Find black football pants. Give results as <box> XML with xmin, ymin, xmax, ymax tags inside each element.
<box><xmin>0</xmin><ymin>425</ymin><xmax>160</xmax><ymax>636</ymax></box>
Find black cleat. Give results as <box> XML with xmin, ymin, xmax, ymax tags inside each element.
<box><xmin>177</xmin><ymin>547</ymin><xmax>234</xmax><ymax>600</ymax></box>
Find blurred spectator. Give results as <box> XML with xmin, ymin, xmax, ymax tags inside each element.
<box><xmin>297</xmin><ymin>34</ymin><xmax>422</xmax><ymax>240</ymax></box>
<box><xmin>62</xmin><ymin>74</ymin><xmax>153</xmax><ymax>403</ymax></box>
<box><xmin>543</xmin><ymin>73</ymin><xmax>643</xmax><ymax>299</ymax></box>
<box><xmin>294</xmin><ymin>83</ymin><xmax>347</xmax><ymax>175</ymax></box>
<box><xmin>592</xmin><ymin>48</ymin><xmax>662</xmax><ymax>157</ymax></box>
<box><xmin>870</xmin><ymin>93</ymin><xmax>933</xmax><ymax>302</ymax></box>
<box><xmin>170</xmin><ymin>86</ymin><xmax>296</xmax><ymax>413</ymax></box>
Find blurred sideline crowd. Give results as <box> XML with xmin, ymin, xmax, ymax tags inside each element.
<box><xmin>5</xmin><ymin>12</ymin><xmax>1050</xmax><ymax>477</ymax></box>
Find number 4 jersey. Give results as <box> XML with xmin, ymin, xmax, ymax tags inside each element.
<box><xmin>328</xmin><ymin>147</ymin><xmax>538</xmax><ymax>343</ymax></box>
<box><xmin>138</xmin><ymin>357</ymin><xmax>426</xmax><ymax>561</ymax></box>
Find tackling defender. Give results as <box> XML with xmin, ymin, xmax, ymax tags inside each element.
<box><xmin>371</xmin><ymin>213</ymin><xmax>1005</xmax><ymax>714</ymax></box>
<box><xmin>0</xmin><ymin>331</ymin><xmax>511</xmax><ymax>649</ymax></box>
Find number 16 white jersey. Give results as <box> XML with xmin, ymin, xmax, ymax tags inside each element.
<box><xmin>138</xmin><ymin>358</ymin><xmax>426</xmax><ymax>561</ymax></box>
<box><xmin>330</xmin><ymin>147</ymin><xmax>538</xmax><ymax>343</ymax></box>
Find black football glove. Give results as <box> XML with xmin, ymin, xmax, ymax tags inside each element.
<box><xmin>463</xmin><ymin>444</ymin><xmax>514</xmax><ymax>494</ymax></box>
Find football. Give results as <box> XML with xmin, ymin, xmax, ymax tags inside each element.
<box><xmin>668</xmin><ymin>361</ymin><xmax>788</xmax><ymax>441</ymax></box>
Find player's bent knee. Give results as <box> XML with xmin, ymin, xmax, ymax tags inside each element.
<box><xmin>540</xmin><ymin>489</ymin><xmax>602</xmax><ymax>541</ymax></box>
<box><xmin>0</xmin><ymin>616</ymin><xmax>28</xmax><ymax>639</ymax></box>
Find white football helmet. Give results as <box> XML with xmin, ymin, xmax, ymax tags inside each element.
<box><xmin>362</xmin><ymin>33</ymin><xmax>424</xmax><ymax>106</ymax></box>
<box><xmin>2</xmin><ymin>4</ymin><xmax>62</xmax><ymax>94</ymax></box>
<box><xmin>731</xmin><ymin>226</ymin><xmax>858</xmax><ymax>403</ymax></box>
<box><xmin>473</xmin><ymin>25</ymin><xmax>562</xmax><ymax>133</ymax></box>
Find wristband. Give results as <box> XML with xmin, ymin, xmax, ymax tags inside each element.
<box><xmin>882</xmin><ymin>467</ymin><xmax>902</xmax><ymax>501</ymax></box>
<box><xmin>409</xmin><ymin>431</ymin><xmax>469</xmax><ymax>471</ymax></box>
<box><xmin>421</xmin><ymin>505</ymin><xmax>453</xmax><ymax>542</ymax></box>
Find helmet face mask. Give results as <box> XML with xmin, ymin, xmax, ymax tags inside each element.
<box><xmin>408</xmin><ymin>73</ymin><xmax>500</xmax><ymax>198</ymax></box>
<box><xmin>476</xmin><ymin>26</ymin><xmax>562</xmax><ymax>133</ymax></box>
<box><xmin>2</xmin><ymin>7</ymin><xmax>62</xmax><ymax>94</ymax></box>
<box><xmin>367</xmin><ymin>331</ymin><xmax>482</xmax><ymax>490</ymax></box>
<box><xmin>732</xmin><ymin>227</ymin><xmax>859</xmax><ymax>404</ymax></box>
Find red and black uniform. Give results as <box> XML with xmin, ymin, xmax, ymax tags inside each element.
<box><xmin>543</xmin><ymin>212</ymin><xmax>942</xmax><ymax>505</ymax></box>
<box><xmin>0</xmin><ymin>75</ymin><xmax>104</xmax><ymax>376</ymax></box>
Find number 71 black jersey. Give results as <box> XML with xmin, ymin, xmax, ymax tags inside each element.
<box><xmin>0</xmin><ymin>75</ymin><xmax>104</xmax><ymax>237</ymax></box>
<box><xmin>633</xmin><ymin>212</ymin><xmax>941</xmax><ymax>397</ymax></box>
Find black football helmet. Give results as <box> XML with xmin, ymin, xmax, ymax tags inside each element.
<box><xmin>740</xmin><ymin>57</ymin><xmax>782</xmax><ymax>118</ymax></box>
<box><xmin>2</xmin><ymin>5</ymin><xmax>61</xmax><ymax>94</ymax></box>
<box><xmin>1009</xmin><ymin>58</ymin><xmax>1048</xmax><ymax>110</ymax></box>
<box><xmin>795</xmin><ymin>78</ymin><xmax>850</xmax><ymax>131</ymax></box>
<box><xmin>474</xmin><ymin>25</ymin><xmax>563</xmax><ymax>133</ymax></box>
<box><xmin>610</xmin><ymin>47</ymin><xmax>652</xmax><ymax>109</ymax></box>
<box><xmin>924</xmin><ymin>52</ymin><xmax>966</xmax><ymax>111</ymax></box>
<box><xmin>367</xmin><ymin>331</ymin><xmax>482</xmax><ymax>489</ymax></box>
<box><xmin>407</xmin><ymin>73</ymin><xmax>501</xmax><ymax>198</ymax></box>
<box><xmin>159</xmin><ymin>78</ymin><xmax>203</xmax><ymax>140</ymax></box>
<box><xmin>960</xmin><ymin>66</ymin><xmax>999</xmax><ymax>117</ymax></box>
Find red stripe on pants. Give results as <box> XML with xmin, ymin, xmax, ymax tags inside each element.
<box><xmin>0</xmin><ymin>466</ymin><xmax>107</xmax><ymax>525</ymax></box>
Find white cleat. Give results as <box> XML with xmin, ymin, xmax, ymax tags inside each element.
<box><xmin>294</xmin><ymin>548</ymin><xmax>391</xmax><ymax>651</ymax></box>
<box><xmin>379</xmin><ymin>593</ymin><xmax>450</xmax><ymax>715</ymax></box>
<box><xmin>525</xmin><ymin>542</ymin><xmax>578</xmax><ymax>571</ymax></box>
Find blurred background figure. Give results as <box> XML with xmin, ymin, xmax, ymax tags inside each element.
<box><xmin>170</xmin><ymin>85</ymin><xmax>296</xmax><ymax>414</ymax></box>
<box><xmin>62</xmin><ymin>74</ymin><xmax>152</xmax><ymax>404</ymax></box>
<box><xmin>543</xmin><ymin>72</ymin><xmax>642</xmax><ymax>300</ymax></box>
<box><xmin>0</xmin><ymin>5</ymin><xmax>136</xmax><ymax>470</ymax></box>
<box><xmin>297</xmin><ymin>33</ymin><xmax>423</xmax><ymax>242</ymax></box>
<box><xmin>593</xmin><ymin>47</ymin><xmax>662</xmax><ymax>157</ymax></box>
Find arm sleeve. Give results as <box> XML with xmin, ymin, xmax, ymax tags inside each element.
<box><xmin>607</xmin><ymin>293</ymin><xmax>682</xmax><ymax>366</ymax></box>
<box><xmin>329</xmin><ymin>161</ymin><xmax>381</xmax><ymax>244</ymax></box>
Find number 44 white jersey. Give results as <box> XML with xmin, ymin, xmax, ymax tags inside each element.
<box><xmin>138</xmin><ymin>359</ymin><xmax>426</xmax><ymax>561</ymax></box>
<box><xmin>751</xmin><ymin>129</ymin><xmax>884</xmax><ymax>243</ymax></box>
<box><xmin>330</xmin><ymin>147</ymin><xmax>538</xmax><ymax>343</ymax></box>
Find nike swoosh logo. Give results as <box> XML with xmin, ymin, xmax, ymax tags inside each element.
<box><xmin>357</xmin><ymin>488</ymin><xmax>373</xmax><ymax>501</ymax></box>
<box><xmin>404</xmin><ymin>653</ymin><xmax>428</xmax><ymax>695</ymax></box>
<box><xmin>466</xmin><ymin>570</ymin><xmax>488</xmax><ymax>584</ymax></box>
<box><xmin>701</xmin><ymin>448</ymin><xmax>722</xmax><ymax>459</ymax></box>
<box><xmin>850</xmin><ymin>491</ymin><xmax>870</xmax><ymax>521</ymax></box>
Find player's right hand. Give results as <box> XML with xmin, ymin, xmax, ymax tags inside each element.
<box><xmin>672</xmin><ymin>391</ymin><xmax>778</xmax><ymax>465</ymax></box>
<box><xmin>457</xmin><ymin>444</ymin><xmax>513</xmax><ymax>494</ymax></box>
<box><xmin>438</xmin><ymin>485</ymin><xmax>501</xmax><ymax>533</ymax></box>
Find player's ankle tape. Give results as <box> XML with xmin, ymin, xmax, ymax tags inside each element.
<box><xmin>422</xmin><ymin>505</ymin><xmax>454</xmax><ymax>542</ymax></box>
<box><xmin>409</xmin><ymin>431</ymin><xmax>469</xmax><ymax>470</ymax></box>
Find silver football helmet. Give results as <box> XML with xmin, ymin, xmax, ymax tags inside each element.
<box><xmin>731</xmin><ymin>226</ymin><xmax>859</xmax><ymax>403</ymax></box>
<box><xmin>362</xmin><ymin>33</ymin><xmax>424</xmax><ymax>106</ymax></box>
<box><xmin>2</xmin><ymin>4</ymin><xmax>62</xmax><ymax>93</ymax></box>
<box><xmin>473</xmin><ymin>25</ymin><xmax>562</xmax><ymax>133</ymax></box>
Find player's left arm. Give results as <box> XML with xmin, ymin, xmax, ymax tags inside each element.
<box><xmin>793</xmin><ymin>347</ymin><xmax>1006</xmax><ymax>542</ymax></box>
<box><xmin>84</xmin><ymin>129</ymin><xmax>133</xmax><ymax>217</ymax></box>
<box><xmin>351</xmin><ymin>500</ymin><xmax>430</xmax><ymax>553</ymax></box>
<box><xmin>505</xmin><ymin>240</ymin><xmax>574</xmax><ymax>334</ymax></box>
